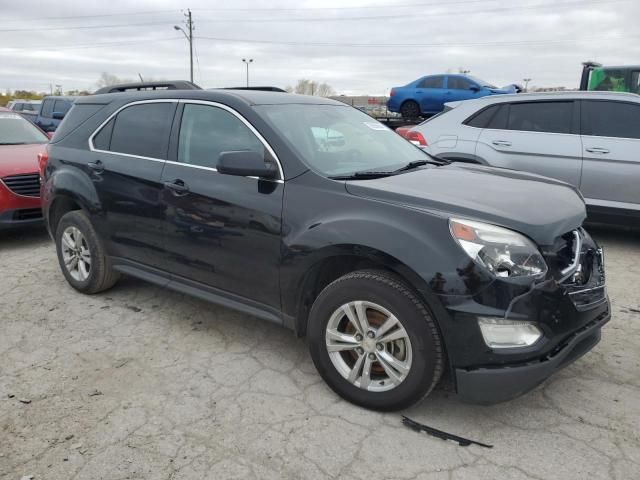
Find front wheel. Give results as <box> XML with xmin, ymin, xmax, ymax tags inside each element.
<box><xmin>308</xmin><ymin>270</ymin><xmax>444</xmax><ymax>411</ymax></box>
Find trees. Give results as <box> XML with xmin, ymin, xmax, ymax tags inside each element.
<box><xmin>286</xmin><ymin>79</ymin><xmax>335</xmax><ymax>97</ymax></box>
<box><xmin>96</xmin><ymin>72</ymin><xmax>130</xmax><ymax>88</ymax></box>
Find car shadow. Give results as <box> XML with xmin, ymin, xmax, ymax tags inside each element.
<box><xmin>0</xmin><ymin>225</ymin><xmax>50</xmax><ymax>250</ymax></box>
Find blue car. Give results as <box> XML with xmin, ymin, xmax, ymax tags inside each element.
<box><xmin>33</xmin><ymin>96</ymin><xmax>77</xmax><ymax>132</ymax></box>
<box><xmin>388</xmin><ymin>74</ymin><xmax>513</xmax><ymax>119</ymax></box>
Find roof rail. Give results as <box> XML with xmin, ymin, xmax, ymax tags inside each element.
<box><xmin>215</xmin><ymin>86</ymin><xmax>287</xmax><ymax>92</ymax></box>
<box><xmin>93</xmin><ymin>80</ymin><xmax>202</xmax><ymax>95</ymax></box>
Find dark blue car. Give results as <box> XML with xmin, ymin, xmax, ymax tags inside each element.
<box><xmin>34</xmin><ymin>96</ymin><xmax>77</xmax><ymax>132</ymax></box>
<box><xmin>388</xmin><ymin>74</ymin><xmax>513</xmax><ymax>119</ymax></box>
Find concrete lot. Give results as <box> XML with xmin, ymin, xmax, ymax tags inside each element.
<box><xmin>1</xmin><ymin>226</ymin><xmax>639</xmax><ymax>480</ymax></box>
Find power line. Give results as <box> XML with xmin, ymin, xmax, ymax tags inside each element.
<box><xmin>195</xmin><ymin>33</ymin><xmax>630</xmax><ymax>48</ymax></box>
<box><xmin>0</xmin><ymin>0</ymin><xmax>629</xmax><ymax>33</ymax></box>
<box><xmin>1</xmin><ymin>37</ymin><xmax>183</xmax><ymax>51</ymax></box>
<box><xmin>2</xmin><ymin>10</ymin><xmax>179</xmax><ymax>23</ymax></box>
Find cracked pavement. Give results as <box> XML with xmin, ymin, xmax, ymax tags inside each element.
<box><xmin>1</xmin><ymin>226</ymin><xmax>639</xmax><ymax>480</ymax></box>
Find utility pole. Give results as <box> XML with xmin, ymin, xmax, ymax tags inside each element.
<box><xmin>523</xmin><ymin>78</ymin><xmax>532</xmax><ymax>92</ymax></box>
<box><xmin>174</xmin><ymin>9</ymin><xmax>194</xmax><ymax>83</ymax></box>
<box><xmin>242</xmin><ymin>58</ymin><xmax>253</xmax><ymax>87</ymax></box>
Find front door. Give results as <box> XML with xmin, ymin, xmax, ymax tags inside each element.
<box><xmin>161</xmin><ymin>102</ymin><xmax>283</xmax><ymax>309</ymax></box>
<box><xmin>580</xmin><ymin>99</ymin><xmax>640</xmax><ymax>211</ymax></box>
<box><xmin>88</xmin><ymin>101</ymin><xmax>177</xmax><ymax>267</ymax></box>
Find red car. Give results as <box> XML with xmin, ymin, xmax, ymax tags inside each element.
<box><xmin>0</xmin><ymin>107</ymin><xmax>49</xmax><ymax>229</ymax></box>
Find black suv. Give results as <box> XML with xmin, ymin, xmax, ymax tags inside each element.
<box><xmin>41</xmin><ymin>90</ymin><xmax>609</xmax><ymax>410</ymax></box>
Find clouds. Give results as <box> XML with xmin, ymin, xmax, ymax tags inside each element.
<box><xmin>1</xmin><ymin>0</ymin><xmax>638</xmax><ymax>94</ymax></box>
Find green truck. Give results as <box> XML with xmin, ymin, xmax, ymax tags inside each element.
<box><xmin>581</xmin><ymin>61</ymin><xmax>640</xmax><ymax>93</ymax></box>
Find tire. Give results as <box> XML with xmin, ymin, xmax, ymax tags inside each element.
<box><xmin>55</xmin><ymin>210</ymin><xmax>119</xmax><ymax>294</ymax></box>
<box><xmin>308</xmin><ymin>270</ymin><xmax>444</xmax><ymax>411</ymax></box>
<box><xmin>400</xmin><ymin>100</ymin><xmax>421</xmax><ymax>119</ymax></box>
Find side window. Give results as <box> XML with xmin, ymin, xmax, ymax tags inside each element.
<box><xmin>465</xmin><ymin>105</ymin><xmax>500</xmax><ymax>128</ymax></box>
<box><xmin>40</xmin><ymin>100</ymin><xmax>54</xmax><ymax>118</ymax></box>
<box><xmin>448</xmin><ymin>77</ymin><xmax>474</xmax><ymax>90</ymax></box>
<box><xmin>109</xmin><ymin>102</ymin><xmax>175</xmax><ymax>158</ymax></box>
<box><xmin>92</xmin><ymin>118</ymin><xmax>115</xmax><ymax>150</ymax></box>
<box><xmin>13</xmin><ymin>104</ymin><xmax>24</xmax><ymax>112</ymax></box>
<box><xmin>507</xmin><ymin>102</ymin><xmax>573</xmax><ymax>134</ymax></box>
<box><xmin>22</xmin><ymin>104</ymin><xmax>35</xmax><ymax>112</ymax></box>
<box><xmin>53</xmin><ymin>100</ymin><xmax>72</xmax><ymax>115</ymax></box>
<box><xmin>418</xmin><ymin>76</ymin><xmax>444</xmax><ymax>89</ymax></box>
<box><xmin>632</xmin><ymin>71</ymin><xmax>640</xmax><ymax>94</ymax></box>
<box><xmin>177</xmin><ymin>104</ymin><xmax>264</xmax><ymax>168</ymax></box>
<box><xmin>582</xmin><ymin>101</ymin><xmax>640</xmax><ymax>139</ymax></box>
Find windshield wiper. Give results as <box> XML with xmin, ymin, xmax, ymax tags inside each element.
<box><xmin>0</xmin><ymin>142</ymin><xmax>28</xmax><ymax>145</ymax></box>
<box><xmin>329</xmin><ymin>171</ymin><xmax>396</xmax><ymax>180</ymax></box>
<box><xmin>393</xmin><ymin>158</ymin><xmax>449</xmax><ymax>172</ymax></box>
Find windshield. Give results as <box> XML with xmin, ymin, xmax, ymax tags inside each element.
<box><xmin>467</xmin><ymin>75</ymin><xmax>498</xmax><ymax>89</ymax></box>
<box><xmin>256</xmin><ymin>104</ymin><xmax>429</xmax><ymax>177</ymax></box>
<box><xmin>0</xmin><ymin>112</ymin><xmax>48</xmax><ymax>145</ymax></box>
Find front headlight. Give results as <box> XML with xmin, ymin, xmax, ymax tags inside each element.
<box><xmin>449</xmin><ymin>218</ymin><xmax>547</xmax><ymax>278</ymax></box>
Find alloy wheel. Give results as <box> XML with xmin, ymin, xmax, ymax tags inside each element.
<box><xmin>61</xmin><ymin>226</ymin><xmax>92</xmax><ymax>282</ymax></box>
<box><xmin>325</xmin><ymin>301</ymin><xmax>413</xmax><ymax>392</ymax></box>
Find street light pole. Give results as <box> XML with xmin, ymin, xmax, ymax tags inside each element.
<box><xmin>523</xmin><ymin>78</ymin><xmax>532</xmax><ymax>92</ymax></box>
<box><xmin>174</xmin><ymin>9</ymin><xmax>194</xmax><ymax>83</ymax></box>
<box><xmin>242</xmin><ymin>58</ymin><xmax>253</xmax><ymax>87</ymax></box>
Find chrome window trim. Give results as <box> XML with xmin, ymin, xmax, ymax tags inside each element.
<box><xmin>87</xmin><ymin>98</ymin><xmax>285</xmax><ymax>182</ymax></box>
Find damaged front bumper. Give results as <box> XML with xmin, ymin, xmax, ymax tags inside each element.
<box><xmin>437</xmin><ymin>227</ymin><xmax>610</xmax><ymax>404</ymax></box>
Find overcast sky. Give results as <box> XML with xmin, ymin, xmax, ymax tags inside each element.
<box><xmin>1</xmin><ymin>0</ymin><xmax>638</xmax><ymax>95</ymax></box>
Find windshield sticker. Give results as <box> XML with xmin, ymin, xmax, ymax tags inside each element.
<box><xmin>364</xmin><ymin>122</ymin><xmax>389</xmax><ymax>131</ymax></box>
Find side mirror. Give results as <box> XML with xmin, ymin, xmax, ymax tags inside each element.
<box><xmin>217</xmin><ymin>151</ymin><xmax>278</xmax><ymax>179</ymax></box>
<box><xmin>469</xmin><ymin>85</ymin><xmax>480</xmax><ymax>92</ymax></box>
<box><xmin>52</xmin><ymin>111</ymin><xmax>66</xmax><ymax>120</ymax></box>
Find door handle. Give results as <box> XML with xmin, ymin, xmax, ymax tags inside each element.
<box><xmin>164</xmin><ymin>179</ymin><xmax>190</xmax><ymax>196</ymax></box>
<box><xmin>492</xmin><ymin>140</ymin><xmax>512</xmax><ymax>147</ymax></box>
<box><xmin>87</xmin><ymin>160</ymin><xmax>104</xmax><ymax>174</ymax></box>
<box><xmin>585</xmin><ymin>147</ymin><xmax>610</xmax><ymax>154</ymax></box>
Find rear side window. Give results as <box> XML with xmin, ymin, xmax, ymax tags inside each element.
<box><xmin>582</xmin><ymin>100</ymin><xmax>640</xmax><ymax>139</ymax></box>
<box><xmin>108</xmin><ymin>102</ymin><xmax>176</xmax><ymax>159</ymax></box>
<box><xmin>465</xmin><ymin>105</ymin><xmax>501</xmax><ymax>128</ymax></box>
<box><xmin>418</xmin><ymin>76</ymin><xmax>444</xmax><ymax>89</ymax></box>
<box><xmin>92</xmin><ymin>118</ymin><xmax>114</xmax><ymax>150</ymax></box>
<box><xmin>40</xmin><ymin>99</ymin><xmax>54</xmax><ymax>118</ymax></box>
<box><xmin>507</xmin><ymin>102</ymin><xmax>573</xmax><ymax>134</ymax></box>
<box><xmin>55</xmin><ymin>104</ymin><xmax>105</xmax><ymax>141</ymax></box>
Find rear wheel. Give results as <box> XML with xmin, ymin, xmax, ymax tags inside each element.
<box><xmin>400</xmin><ymin>100</ymin><xmax>421</xmax><ymax>119</ymax></box>
<box><xmin>308</xmin><ymin>270</ymin><xmax>444</xmax><ymax>411</ymax></box>
<box><xmin>55</xmin><ymin>210</ymin><xmax>119</xmax><ymax>294</ymax></box>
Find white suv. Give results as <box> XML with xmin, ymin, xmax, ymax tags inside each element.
<box><xmin>406</xmin><ymin>91</ymin><xmax>640</xmax><ymax>226</ymax></box>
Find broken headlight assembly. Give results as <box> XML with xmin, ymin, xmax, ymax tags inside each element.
<box><xmin>449</xmin><ymin>218</ymin><xmax>548</xmax><ymax>279</ymax></box>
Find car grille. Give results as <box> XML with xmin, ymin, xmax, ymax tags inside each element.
<box><xmin>544</xmin><ymin>229</ymin><xmax>606</xmax><ymax>311</ymax></box>
<box><xmin>1</xmin><ymin>173</ymin><xmax>40</xmax><ymax>197</ymax></box>
<box><xmin>13</xmin><ymin>208</ymin><xmax>43</xmax><ymax>221</ymax></box>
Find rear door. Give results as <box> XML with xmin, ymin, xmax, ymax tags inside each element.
<box><xmin>89</xmin><ymin>100</ymin><xmax>177</xmax><ymax>268</ymax></box>
<box><xmin>580</xmin><ymin>99</ymin><xmax>640</xmax><ymax>212</ymax></box>
<box><xmin>416</xmin><ymin>76</ymin><xmax>446</xmax><ymax>114</ymax></box>
<box><xmin>475</xmin><ymin>100</ymin><xmax>583</xmax><ymax>186</ymax></box>
<box><xmin>160</xmin><ymin>101</ymin><xmax>283</xmax><ymax>309</ymax></box>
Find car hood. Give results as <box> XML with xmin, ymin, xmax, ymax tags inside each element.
<box><xmin>344</xmin><ymin>163</ymin><xmax>586</xmax><ymax>245</ymax></box>
<box><xmin>0</xmin><ymin>144</ymin><xmax>44</xmax><ymax>177</ymax></box>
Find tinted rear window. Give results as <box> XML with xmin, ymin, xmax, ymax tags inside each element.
<box><xmin>465</xmin><ymin>105</ymin><xmax>501</xmax><ymax>128</ymax></box>
<box><xmin>40</xmin><ymin>99</ymin><xmax>54</xmax><ymax>118</ymax></box>
<box><xmin>507</xmin><ymin>102</ymin><xmax>573</xmax><ymax>134</ymax></box>
<box><xmin>53</xmin><ymin>100</ymin><xmax>73</xmax><ymax>115</ymax></box>
<box><xmin>108</xmin><ymin>102</ymin><xmax>176</xmax><ymax>159</ymax></box>
<box><xmin>582</xmin><ymin>100</ymin><xmax>640</xmax><ymax>139</ymax></box>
